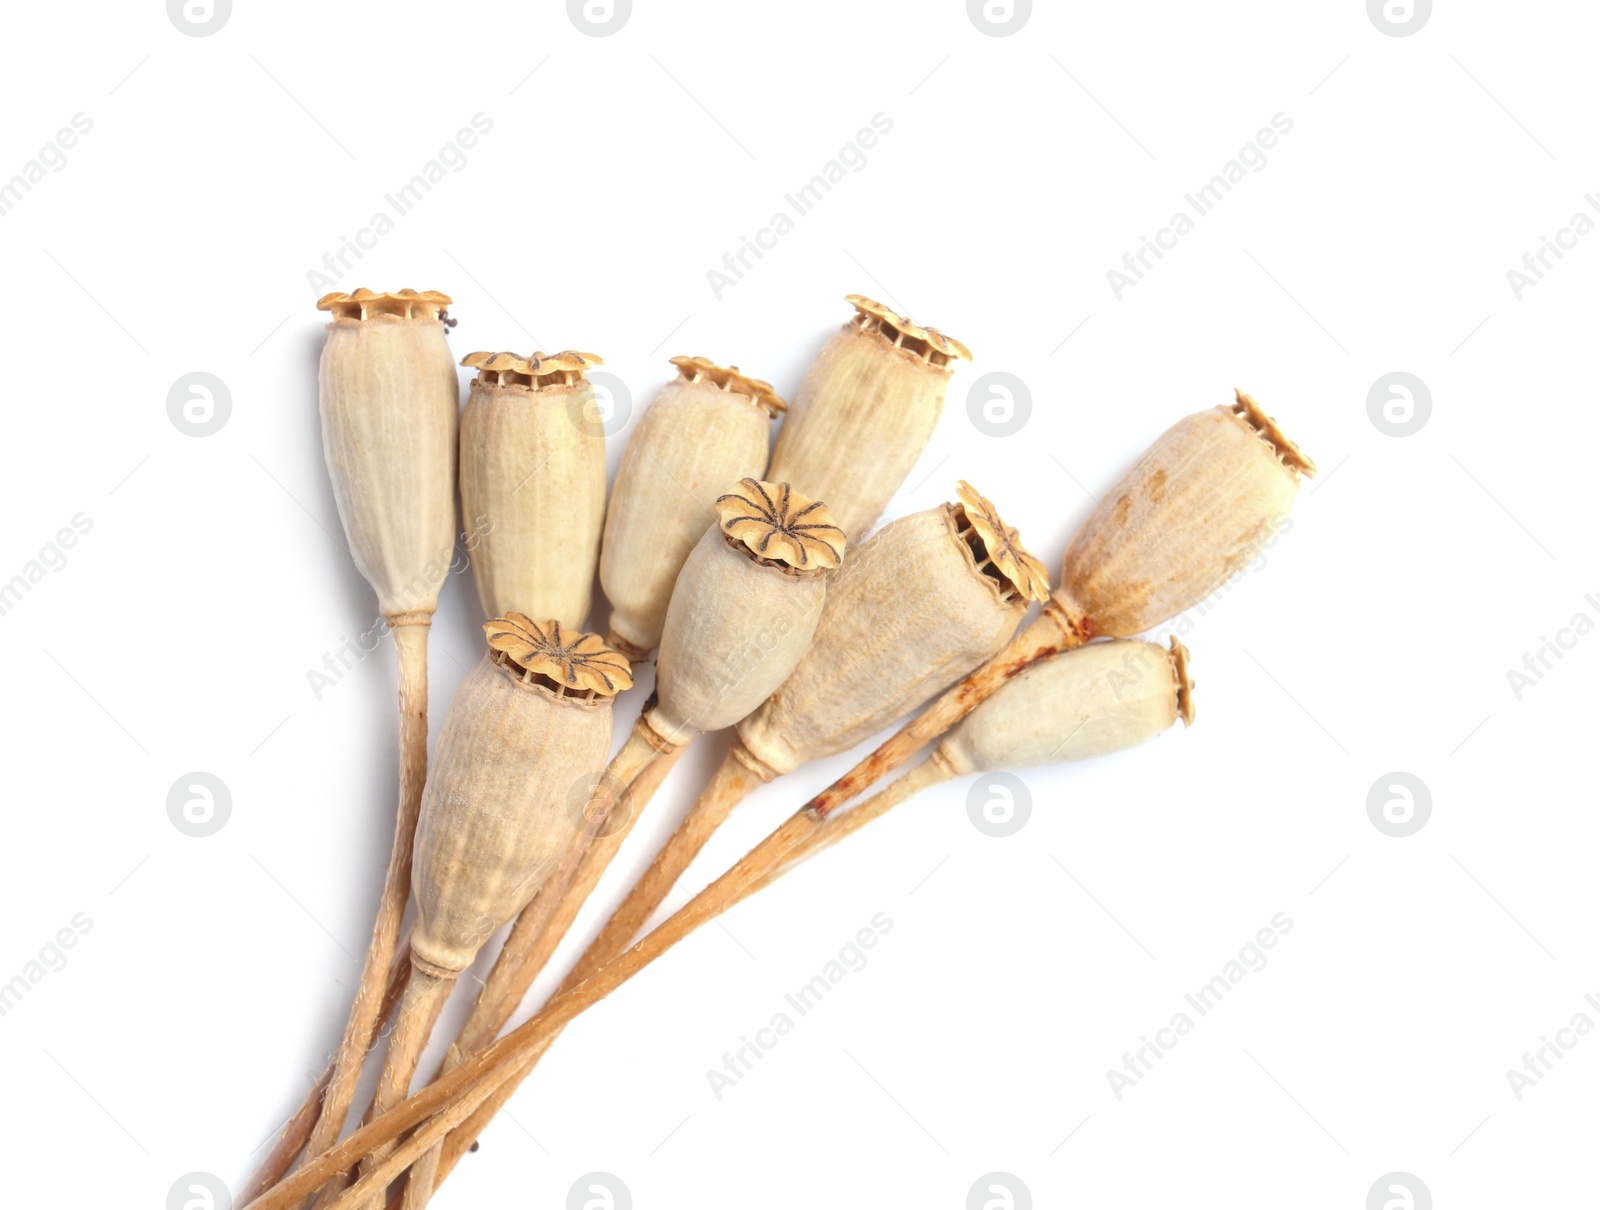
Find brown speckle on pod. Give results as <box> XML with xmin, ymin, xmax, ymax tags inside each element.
<box><xmin>1051</xmin><ymin>390</ymin><xmax>1316</xmax><ymax>639</ymax></box>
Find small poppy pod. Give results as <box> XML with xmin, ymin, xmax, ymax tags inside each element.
<box><xmin>316</xmin><ymin>288</ymin><xmax>459</xmax><ymax>620</ymax></box>
<box><xmin>459</xmin><ymin>350</ymin><xmax>609</xmax><ymax>630</ymax></box>
<box><xmin>736</xmin><ymin>481</ymin><xmax>1049</xmax><ymax>778</ymax></box>
<box><xmin>1052</xmin><ymin>390</ymin><xmax>1316</xmax><ymax>639</ymax></box>
<box><xmin>934</xmin><ymin>637</ymin><xmax>1194</xmax><ymax>777</ymax></box>
<box><xmin>767</xmin><ymin>294</ymin><xmax>971</xmax><ymax>546</ymax></box>
<box><xmin>408</xmin><ymin>616</ymin><xmax>631</xmax><ymax>978</ymax></box>
<box><xmin>645</xmin><ymin>478</ymin><xmax>845</xmax><ymax>744</ymax></box>
<box><xmin>600</xmin><ymin>356</ymin><xmax>785</xmax><ymax>661</ymax></box>
<box><xmin>744</xmin><ymin>638</ymin><xmax>1195</xmax><ymax>902</ymax></box>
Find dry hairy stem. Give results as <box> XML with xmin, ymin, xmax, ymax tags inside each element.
<box><xmin>238</xmin><ymin>940</ymin><xmax>413</xmax><ymax>1204</ymax></box>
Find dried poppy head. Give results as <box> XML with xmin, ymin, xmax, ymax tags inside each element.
<box><xmin>1052</xmin><ymin>390</ymin><xmax>1316</xmax><ymax>640</ymax></box>
<box><xmin>460</xmin><ymin>349</ymin><xmax>610</xmax><ymax>629</ymax></box>
<box><xmin>316</xmin><ymin>288</ymin><xmax>459</xmax><ymax>621</ymax></box>
<box><xmin>646</xmin><ymin>479</ymin><xmax>844</xmax><ymax>744</ymax></box>
<box><xmin>600</xmin><ymin>357</ymin><xmax>785</xmax><ymax>661</ymax></box>
<box><xmin>733</xmin><ymin>480</ymin><xmax>1046</xmax><ymax>779</ymax></box>
<box><xmin>767</xmin><ymin>294</ymin><xmax>972</xmax><ymax>546</ymax></box>
<box><xmin>410</xmin><ymin>617</ymin><xmax>630</xmax><ymax>978</ymax></box>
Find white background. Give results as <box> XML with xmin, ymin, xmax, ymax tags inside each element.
<box><xmin>0</xmin><ymin>1</ymin><xmax>1593</xmax><ymax>1207</ymax></box>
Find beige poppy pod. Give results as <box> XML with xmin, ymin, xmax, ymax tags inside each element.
<box><xmin>768</xmin><ymin>294</ymin><xmax>971</xmax><ymax>545</ymax></box>
<box><xmin>804</xmin><ymin>389</ymin><xmax>1313</xmax><ymax>820</ymax></box>
<box><xmin>1050</xmin><ymin>390</ymin><xmax>1316</xmax><ymax>638</ymax></box>
<box><xmin>599</xmin><ymin>356</ymin><xmax>786</xmax><ymax>661</ymax></box>
<box><xmin>352</xmin><ymin>616</ymin><xmax>630</xmax><ymax>1209</ymax></box>
<box><xmin>409</xmin><ymin>616</ymin><xmax>630</xmax><ymax>979</ymax></box>
<box><xmin>317</xmin><ymin>288</ymin><xmax>460</xmax><ymax>619</ymax></box>
<box><xmin>762</xmin><ymin>638</ymin><xmax>1195</xmax><ymax>885</ymax></box>
<box><xmin>459</xmin><ymin>349</ymin><xmax>609</xmax><ymax>628</ymax></box>
<box><xmin>644</xmin><ymin>478</ymin><xmax>844</xmax><ymax>745</ymax></box>
<box><xmin>737</xmin><ymin>480</ymin><xmax>1047</xmax><ymax>779</ymax></box>
<box><xmin>937</xmin><ymin>637</ymin><xmax>1193</xmax><ymax>773</ymax></box>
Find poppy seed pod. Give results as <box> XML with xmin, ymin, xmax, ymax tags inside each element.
<box><xmin>1049</xmin><ymin>391</ymin><xmax>1315</xmax><ymax>638</ymax></box>
<box><xmin>353</xmin><ymin>617</ymin><xmax>630</xmax><ymax>1209</ymax></box>
<box><xmin>767</xmin><ymin>295</ymin><xmax>971</xmax><ymax>545</ymax></box>
<box><xmin>317</xmin><ymin>289</ymin><xmax>460</xmax><ymax>619</ymax></box>
<box><xmin>459</xmin><ymin>350</ymin><xmax>609</xmax><ymax>628</ymax></box>
<box><xmin>736</xmin><ymin>481</ymin><xmax>1048</xmax><ymax>779</ymax></box>
<box><xmin>408</xmin><ymin>617</ymin><xmax>630</xmax><ymax>978</ymax></box>
<box><xmin>645</xmin><ymin>478</ymin><xmax>844</xmax><ymax>745</ymax></box>
<box><xmin>802</xmin><ymin>390</ymin><xmax>1312</xmax><ymax>820</ymax></box>
<box><xmin>600</xmin><ymin>356</ymin><xmax>785</xmax><ymax>660</ymax></box>
<box><xmin>937</xmin><ymin>637</ymin><xmax>1193</xmax><ymax>773</ymax></box>
<box><xmin>760</xmin><ymin>638</ymin><xmax>1195</xmax><ymax>887</ymax></box>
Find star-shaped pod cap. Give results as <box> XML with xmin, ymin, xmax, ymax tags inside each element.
<box><xmin>1231</xmin><ymin>389</ymin><xmax>1316</xmax><ymax>477</ymax></box>
<box><xmin>316</xmin><ymin>288</ymin><xmax>452</xmax><ymax>320</ymax></box>
<box><xmin>956</xmin><ymin>481</ymin><xmax>1050</xmax><ymax>603</ymax></box>
<box><xmin>846</xmin><ymin>294</ymin><xmax>972</xmax><ymax>366</ymax></box>
<box><xmin>483</xmin><ymin>614</ymin><xmax>633</xmax><ymax>696</ymax></box>
<box><xmin>461</xmin><ymin>350</ymin><xmax>604</xmax><ymax>389</ymax></box>
<box><xmin>669</xmin><ymin>356</ymin><xmax>786</xmax><ymax>417</ymax></box>
<box><xmin>714</xmin><ymin>478</ymin><xmax>845</xmax><ymax>572</ymax></box>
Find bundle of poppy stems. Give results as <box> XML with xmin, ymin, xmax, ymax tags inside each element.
<box><xmin>237</xmin><ymin>288</ymin><xmax>1314</xmax><ymax>1210</ymax></box>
